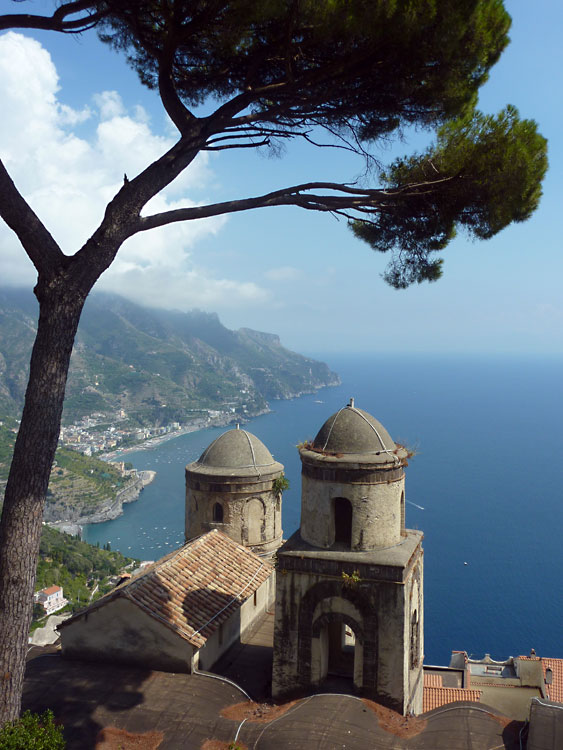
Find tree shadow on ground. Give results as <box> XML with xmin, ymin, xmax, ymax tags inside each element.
<box><xmin>23</xmin><ymin>654</ymin><xmax>150</xmax><ymax>749</ymax></box>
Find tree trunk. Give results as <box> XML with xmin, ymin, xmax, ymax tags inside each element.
<box><xmin>0</xmin><ymin>279</ymin><xmax>87</xmax><ymax>723</ymax></box>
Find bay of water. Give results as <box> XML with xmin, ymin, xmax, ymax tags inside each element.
<box><xmin>82</xmin><ymin>352</ymin><xmax>563</xmax><ymax>666</ymax></box>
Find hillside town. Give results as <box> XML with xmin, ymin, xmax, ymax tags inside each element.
<box><xmin>58</xmin><ymin>407</ymin><xmax>240</xmax><ymax>456</ymax></box>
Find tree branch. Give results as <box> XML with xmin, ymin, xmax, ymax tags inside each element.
<box><xmin>206</xmin><ymin>127</ymin><xmax>303</xmax><ymax>145</ymax></box>
<box><xmin>135</xmin><ymin>185</ymin><xmax>381</xmax><ymax>231</ymax></box>
<box><xmin>157</xmin><ymin>40</ymin><xmax>196</xmax><ymax>135</ymax></box>
<box><xmin>0</xmin><ymin>1</ymin><xmax>106</xmax><ymax>33</ymax></box>
<box><xmin>134</xmin><ymin>175</ymin><xmax>462</xmax><ymax>232</ymax></box>
<box><xmin>204</xmin><ymin>139</ymin><xmax>271</xmax><ymax>152</ymax></box>
<box><xmin>0</xmin><ymin>159</ymin><xmax>65</xmax><ymax>276</ymax></box>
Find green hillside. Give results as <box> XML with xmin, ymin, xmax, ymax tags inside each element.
<box><xmin>0</xmin><ymin>416</ymin><xmax>19</xmax><ymax>496</ymax></box>
<box><xmin>0</xmin><ymin>422</ymin><xmax>135</xmax><ymax>520</ymax></box>
<box><xmin>46</xmin><ymin>448</ymin><xmax>134</xmax><ymax>521</ymax></box>
<box><xmin>0</xmin><ymin>289</ymin><xmax>339</xmax><ymax>426</ymax></box>
<box><xmin>34</xmin><ymin>526</ymin><xmax>138</xmax><ymax>619</ymax></box>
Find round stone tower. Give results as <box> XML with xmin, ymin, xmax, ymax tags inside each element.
<box><xmin>273</xmin><ymin>400</ymin><xmax>423</xmax><ymax>715</ymax></box>
<box><xmin>185</xmin><ymin>426</ymin><xmax>284</xmax><ymax>557</ymax></box>
<box><xmin>299</xmin><ymin>398</ymin><xmax>408</xmax><ymax>550</ymax></box>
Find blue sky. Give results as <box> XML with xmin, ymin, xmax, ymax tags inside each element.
<box><xmin>0</xmin><ymin>0</ymin><xmax>561</xmax><ymax>357</ymax></box>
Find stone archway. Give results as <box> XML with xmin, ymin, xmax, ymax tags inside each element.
<box><xmin>311</xmin><ymin>611</ymin><xmax>364</xmax><ymax>689</ymax></box>
<box><xmin>409</xmin><ymin>568</ymin><xmax>422</xmax><ymax>669</ymax></box>
<box><xmin>297</xmin><ymin>581</ymin><xmax>377</xmax><ymax>692</ymax></box>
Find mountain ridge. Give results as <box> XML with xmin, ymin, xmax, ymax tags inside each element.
<box><xmin>0</xmin><ymin>288</ymin><xmax>339</xmax><ymax>425</ymax></box>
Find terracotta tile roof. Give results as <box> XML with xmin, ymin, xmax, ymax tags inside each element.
<box><xmin>424</xmin><ymin>673</ymin><xmax>443</xmax><ymax>688</ymax></box>
<box><xmin>423</xmin><ymin>686</ymin><xmax>482</xmax><ymax>713</ymax></box>
<box><xmin>40</xmin><ymin>585</ymin><xmax>62</xmax><ymax>596</ymax></box>
<box><xmin>518</xmin><ymin>655</ymin><xmax>563</xmax><ymax>702</ymax></box>
<box><xmin>541</xmin><ymin>658</ymin><xmax>563</xmax><ymax>703</ymax></box>
<box><xmin>61</xmin><ymin>530</ymin><xmax>272</xmax><ymax>649</ymax></box>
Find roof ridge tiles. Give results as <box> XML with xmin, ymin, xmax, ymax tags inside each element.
<box><xmin>59</xmin><ymin>530</ymin><xmax>273</xmax><ymax>649</ymax></box>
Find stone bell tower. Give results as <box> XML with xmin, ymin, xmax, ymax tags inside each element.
<box><xmin>185</xmin><ymin>426</ymin><xmax>284</xmax><ymax>557</ymax></box>
<box><xmin>272</xmin><ymin>400</ymin><xmax>423</xmax><ymax>714</ymax></box>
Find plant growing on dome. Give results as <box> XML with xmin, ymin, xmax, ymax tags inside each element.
<box><xmin>395</xmin><ymin>442</ymin><xmax>419</xmax><ymax>460</ymax></box>
<box><xmin>273</xmin><ymin>475</ymin><xmax>290</xmax><ymax>494</ymax></box>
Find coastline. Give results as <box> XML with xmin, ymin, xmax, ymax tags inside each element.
<box><xmin>99</xmin><ymin>380</ymin><xmax>340</xmax><ymax>461</ymax></box>
<box><xmin>52</xmin><ymin>379</ymin><xmax>340</xmax><ymax>534</ymax></box>
<box><xmin>98</xmin><ymin>413</ymin><xmax>251</xmax><ymax>460</ymax></box>
<box><xmin>47</xmin><ymin>469</ymin><xmax>156</xmax><ymax>536</ymax></box>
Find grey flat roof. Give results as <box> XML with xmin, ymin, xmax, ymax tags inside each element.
<box><xmin>23</xmin><ymin>654</ymin><xmax>523</xmax><ymax>749</ymax></box>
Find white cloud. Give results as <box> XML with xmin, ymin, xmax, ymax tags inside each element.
<box><xmin>264</xmin><ymin>266</ymin><xmax>303</xmax><ymax>282</ymax></box>
<box><xmin>0</xmin><ymin>32</ymin><xmax>267</xmax><ymax>311</ymax></box>
<box><xmin>58</xmin><ymin>103</ymin><xmax>92</xmax><ymax>126</ymax></box>
<box><xmin>100</xmin><ymin>265</ymin><xmax>268</xmax><ymax>313</ymax></box>
<box><xmin>93</xmin><ymin>90</ymin><xmax>125</xmax><ymax>120</ymax></box>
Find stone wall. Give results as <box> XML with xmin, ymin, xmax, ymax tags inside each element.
<box><xmin>272</xmin><ymin>532</ymin><xmax>424</xmax><ymax>715</ymax></box>
<box><xmin>185</xmin><ymin>472</ymin><xmax>283</xmax><ymax>555</ymax></box>
<box><xmin>60</xmin><ymin>597</ymin><xmax>194</xmax><ymax>672</ymax></box>
<box><xmin>299</xmin><ymin>451</ymin><xmax>406</xmax><ymax>550</ymax></box>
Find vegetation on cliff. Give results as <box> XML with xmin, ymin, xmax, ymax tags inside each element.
<box><xmin>46</xmin><ymin>449</ymin><xmax>134</xmax><ymax>523</ymax></box>
<box><xmin>34</xmin><ymin>526</ymin><xmax>138</xmax><ymax>618</ymax></box>
<box><xmin>0</xmin><ymin>289</ymin><xmax>340</xmax><ymax>426</ymax></box>
<box><xmin>0</xmin><ymin>421</ymin><xmax>135</xmax><ymax>522</ymax></box>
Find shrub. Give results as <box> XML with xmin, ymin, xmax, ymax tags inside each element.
<box><xmin>272</xmin><ymin>474</ymin><xmax>290</xmax><ymax>494</ymax></box>
<box><xmin>0</xmin><ymin>710</ymin><xmax>65</xmax><ymax>749</ymax></box>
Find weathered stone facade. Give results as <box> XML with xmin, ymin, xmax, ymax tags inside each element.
<box><xmin>185</xmin><ymin>426</ymin><xmax>284</xmax><ymax>557</ymax></box>
<box><xmin>272</xmin><ymin>401</ymin><xmax>424</xmax><ymax>714</ymax></box>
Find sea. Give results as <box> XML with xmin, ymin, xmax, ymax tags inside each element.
<box><xmin>82</xmin><ymin>352</ymin><xmax>563</xmax><ymax>667</ymax></box>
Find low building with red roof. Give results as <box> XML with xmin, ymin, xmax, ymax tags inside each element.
<box><xmin>59</xmin><ymin>530</ymin><xmax>274</xmax><ymax>673</ymax></box>
<box><xmin>444</xmin><ymin>650</ymin><xmax>563</xmax><ymax>720</ymax></box>
<box><xmin>423</xmin><ymin>672</ymin><xmax>482</xmax><ymax>712</ymax></box>
<box><xmin>518</xmin><ymin>655</ymin><xmax>563</xmax><ymax>703</ymax></box>
<box><xmin>35</xmin><ymin>585</ymin><xmax>67</xmax><ymax>615</ymax></box>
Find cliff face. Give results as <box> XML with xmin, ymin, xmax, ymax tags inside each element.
<box><xmin>1</xmin><ymin>423</ymin><xmax>156</xmax><ymax>527</ymax></box>
<box><xmin>44</xmin><ymin>471</ymin><xmax>156</xmax><ymax>526</ymax></box>
<box><xmin>0</xmin><ymin>288</ymin><xmax>340</xmax><ymax>425</ymax></box>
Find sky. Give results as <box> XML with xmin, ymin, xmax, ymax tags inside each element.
<box><xmin>0</xmin><ymin>1</ymin><xmax>562</xmax><ymax>357</ymax></box>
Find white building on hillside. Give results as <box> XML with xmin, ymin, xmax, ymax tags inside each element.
<box><xmin>35</xmin><ymin>585</ymin><xmax>67</xmax><ymax>615</ymax></box>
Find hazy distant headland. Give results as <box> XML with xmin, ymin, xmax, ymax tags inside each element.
<box><xmin>0</xmin><ymin>287</ymin><xmax>339</xmax><ymax>526</ymax></box>
<box><xmin>0</xmin><ymin>287</ymin><xmax>340</xmax><ymax>428</ymax></box>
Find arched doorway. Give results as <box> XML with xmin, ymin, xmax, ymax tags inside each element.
<box><xmin>311</xmin><ymin>612</ymin><xmax>364</xmax><ymax>691</ymax></box>
<box><xmin>327</xmin><ymin>621</ymin><xmax>355</xmax><ymax>678</ymax></box>
<box><xmin>334</xmin><ymin>497</ymin><xmax>352</xmax><ymax>547</ymax></box>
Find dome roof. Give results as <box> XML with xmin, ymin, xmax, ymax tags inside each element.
<box><xmin>311</xmin><ymin>400</ymin><xmax>397</xmax><ymax>457</ymax></box>
<box><xmin>188</xmin><ymin>427</ymin><xmax>283</xmax><ymax>477</ymax></box>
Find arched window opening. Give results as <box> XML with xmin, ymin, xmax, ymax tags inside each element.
<box><xmin>334</xmin><ymin>497</ymin><xmax>352</xmax><ymax>547</ymax></box>
<box><xmin>213</xmin><ymin>502</ymin><xmax>224</xmax><ymax>523</ymax></box>
<box><xmin>400</xmin><ymin>491</ymin><xmax>406</xmax><ymax>534</ymax></box>
<box><xmin>410</xmin><ymin>609</ymin><xmax>420</xmax><ymax>669</ymax></box>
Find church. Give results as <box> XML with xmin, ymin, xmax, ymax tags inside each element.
<box><xmin>59</xmin><ymin>400</ymin><xmax>424</xmax><ymax>715</ymax></box>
